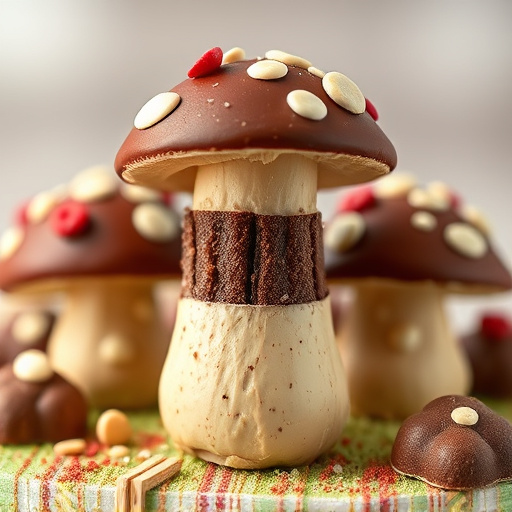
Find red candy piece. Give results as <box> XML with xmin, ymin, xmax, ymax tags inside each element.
<box><xmin>337</xmin><ymin>186</ymin><xmax>375</xmax><ymax>212</ymax></box>
<box><xmin>481</xmin><ymin>314</ymin><xmax>512</xmax><ymax>341</ymax></box>
<box><xmin>162</xmin><ymin>191</ymin><xmax>174</xmax><ymax>206</ymax></box>
<box><xmin>14</xmin><ymin>200</ymin><xmax>30</xmax><ymax>227</ymax></box>
<box><xmin>188</xmin><ymin>47</ymin><xmax>223</xmax><ymax>78</ymax></box>
<box><xmin>51</xmin><ymin>201</ymin><xmax>90</xmax><ymax>237</ymax></box>
<box><xmin>365</xmin><ymin>98</ymin><xmax>379</xmax><ymax>121</ymax></box>
<box><xmin>448</xmin><ymin>191</ymin><xmax>461</xmax><ymax>209</ymax></box>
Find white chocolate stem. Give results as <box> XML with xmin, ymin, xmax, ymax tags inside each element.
<box><xmin>338</xmin><ymin>280</ymin><xmax>472</xmax><ymax>419</ymax></box>
<box><xmin>48</xmin><ymin>278</ymin><xmax>170</xmax><ymax>408</ymax></box>
<box><xmin>192</xmin><ymin>154</ymin><xmax>318</xmax><ymax>215</ymax></box>
<box><xmin>159</xmin><ymin>296</ymin><xmax>349</xmax><ymax>469</ymax></box>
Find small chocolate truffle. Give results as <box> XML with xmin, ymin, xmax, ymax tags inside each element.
<box><xmin>0</xmin><ymin>310</ymin><xmax>56</xmax><ymax>366</ymax></box>
<box><xmin>391</xmin><ymin>395</ymin><xmax>512</xmax><ymax>490</ymax></box>
<box><xmin>0</xmin><ymin>350</ymin><xmax>88</xmax><ymax>444</ymax></box>
<box><xmin>462</xmin><ymin>313</ymin><xmax>512</xmax><ymax>397</ymax></box>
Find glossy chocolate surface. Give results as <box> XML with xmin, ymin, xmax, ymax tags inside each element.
<box><xmin>325</xmin><ymin>192</ymin><xmax>512</xmax><ymax>292</ymax></box>
<box><xmin>115</xmin><ymin>58</ymin><xmax>397</xmax><ymax>190</ymax></box>
<box><xmin>0</xmin><ymin>311</ymin><xmax>56</xmax><ymax>365</ymax></box>
<box><xmin>0</xmin><ymin>191</ymin><xmax>182</xmax><ymax>292</ymax></box>
<box><xmin>391</xmin><ymin>395</ymin><xmax>512</xmax><ymax>490</ymax></box>
<box><xmin>0</xmin><ymin>365</ymin><xmax>88</xmax><ymax>444</ymax></box>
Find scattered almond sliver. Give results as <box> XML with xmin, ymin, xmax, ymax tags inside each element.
<box><xmin>54</xmin><ymin>438</ymin><xmax>86</xmax><ymax>456</ymax></box>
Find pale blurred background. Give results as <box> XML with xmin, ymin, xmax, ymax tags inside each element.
<box><xmin>1</xmin><ymin>0</ymin><xmax>511</xmax><ymax>333</ymax></box>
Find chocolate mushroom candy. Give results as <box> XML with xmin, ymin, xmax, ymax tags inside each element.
<box><xmin>391</xmin><ymin>395</ymin><xmax>512</xmax><ymax>490</ymax></box>
<box><xmin>324</xmin><ymin>174</ymin><xmax>512</xmax><ymax>419</ymax></box>
<box><xmin>0</xmin><ymin>166</ymin><xmax>182</xmax><ymax>409</ymax></box>
<box><xmin>0</xmin><ymin>309</ymin><xmax>56</xmax><ymax>366</ymax></box>
<box><xmin>462</xmin><ymin>313</ymin><xmax>512</xmax><ymax>397</ymax></box>
<box><xmin>0</xmin><ymin>350</ymin><xmax>87</xmax><ymax>444</ymax></box>
<box><xmin>114</xmin><ymin>47</ymin><xmax>397</xmax><ymax>469</ymax></box>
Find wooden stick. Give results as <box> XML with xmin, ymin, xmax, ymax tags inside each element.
<box><xmin>115</xmin><ymin>454</ymin><xmax>165</xmax><ymax>512</ymax></box>
<box><xmin>130</xmin><ymin>457</ymin><xmax>183</xmax><ymax>512</ymax></box>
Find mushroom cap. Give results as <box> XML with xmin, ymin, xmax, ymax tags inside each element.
<box><xmin>324</xmin><ymin>175</ymin><xmax>512</xmax><ymax>294</ymax></box>
<box><xmin>391</xmin><ymin>395</ymin><xmax>512</xmax><ymax>490</ymax></box>
<box><xmin>0</xmin><ymin>166</ymin><xmax>182</xmax><ymax>294</ymax></box>
<box><xmin>114</xmin><ymin>49</ymin><xmax>397</xmax><ymax>192</ymax></box>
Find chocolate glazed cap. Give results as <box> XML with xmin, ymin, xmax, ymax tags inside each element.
<box><xmin>114</xmin><ymin>47</ymin><xmax>397</xmax><ymax>192</ymax></box>
<box><xmin>0</xmin><ymin>166</ymin><xmax>182</xmax><ymax>293</ymax></box>
<box><xmin>324</xmin><ymin>174</ymin><xmax>512</xmax><ymax>293</ymax></box>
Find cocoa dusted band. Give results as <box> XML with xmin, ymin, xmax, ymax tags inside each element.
<box><xmin>181</xmin><ymin>210</ymin><xmax>328</xmax><ymax>305</ymax></box>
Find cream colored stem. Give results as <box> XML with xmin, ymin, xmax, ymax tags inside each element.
<box><xmin>192</xmin><ymin>154</ymin><xmax>318</xmax><ymax>214</ymax></box>
<box><xmin>159</xmin><ymin>296</ymin><xmax>349</xmax><ymax>469</ymax></box>
<box><xmin>48</xmin><ymin>278</ymin><xmax>170</xmax><ymax>408</ymax></box>
<box><xmin>338</xmin><ymin>280</ymin><xmax>471</xmax><ymax>419</ymax></box>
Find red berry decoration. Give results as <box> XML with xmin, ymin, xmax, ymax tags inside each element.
<box><xmin>337</xmin><ymin>186</ymin><xmax>375</xmax><ymax>212</ymax></box>
<box><xmin>448</xmin><ymin>190</ymin><xmax>461</xmax><ymax>209</ymax></box>
<box><xmin>14</xmin><ymin>200</ymin><xmax>30</xmax><ymax>227</ymax></box>
<box><xmin>365</xmin><ymin>98</ymin><xmax>379</xmax><ymax>121</ymax></box>
<box><xmin>162</xmin><ymin>191</ymin><xmax>174</xmax><ymax>206</ymax></box>
<box><xmin>51</xmin><ymin>201</ymin><xmax>90</xmax><ymax>237</ymax></box>
<box><xmin>481</xmin><ymin>314</ymin><xmax>512</xmax><ymax>341</ymax></box>
<box><xmin>187</xmin><ymin>47</ymin><xmax>223</xmax><ymax>78</ymax></box>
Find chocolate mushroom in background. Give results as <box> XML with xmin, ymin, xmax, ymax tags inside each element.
<box><xmin>0</xmin><ymin>309</ymin><xmax>56</xmax><ymax>366</ymax></box>
<box><xmin>0</xmin><ymin>166</ymin><xmax>182</xmax><ymax>409</ymax></box>
<box><xmin>114</xmin><ymin>46</ymin><xmax>397</xmax><ymax>469</ymax></box>
<box><xmin>0</xmin><ymin>349</ymin><xmax>88</xmax><ymax>444</ymax></box>
<box><xmin>461</xmin><ymin>312</ymin><xmax>512</xmax><ymax>398</ymax></box>
<box><xmin>391</xmin><ymin>395</ymin><xmax>512</xmax><ymax>490</ymax></box>
<box><xmin>324</xmin><ymin>173</ymin><xmax>512</xmax><ymax>420</ymax></box>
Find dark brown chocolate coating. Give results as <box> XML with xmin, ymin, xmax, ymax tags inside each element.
<box><xmin>391</xmin><ymin>395</ymin><xmax>512</xmax><ymax>490</ymax></box>
<box><xmin>462</xmin><ymin>316</ymin><xmax>512</xmax><ymax>397</ymax></box>
<box><xmin>325</xmin><ymin>190</ymin><xmax>512</xmax><ymax>292</ymax></box>
<box><xmin>182</xmin><ymin>210</ymin><xmax>327</xmax><ymax>305</ymax></box>
<box><xmin>114</xmin><ymin>58</ymin><xmax>397</xmax><ymax>190</ymax></box>
<box><xmin>0</xmin><ymin>190</ymin><xmax>182</xmax><ymax>293</ymax></box>
<box><xmin>0</xmin><ymin>364</ymin><xmax>88</xmax><ymax>444</ymax></box>
<box><xmin>0</xmin><ymin>310</ymin><xmax>56</xmax><ymax>366</ymax></box>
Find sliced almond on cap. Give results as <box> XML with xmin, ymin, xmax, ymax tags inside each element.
<box><xmin>0</xmin><ymin>226</ymin><xmax>24</xmax><ymax>260</ymax></box>
<box><xmin>322</xmin><ymin>72</ymin><xmax>365</xmax><ymax>114</ymax></box>
<box><xmin>121</xmin><ymin>184</ymin><xmax>162</xmax><ymax>204</ymax></box>
<box><xmin>26</xmin><ymin>190</ymin><xmax>62</xmax><ymax>224</ymax></box>
<box><xmin>222</xmin><ymin>47</ymin><xmax>246</xmax><ymax>65</ymax></box>
<box><xmin>324</xmin><ymin>212</ymin><xmax>365</xmax><ymax>252</ymax></box>
<box><xmin>132</xmin><ymin>203</ymin><xmax>179</xmax><ymax>243</ymax></box>
<box><xmin>247</xmin><ymin>60</ymin><xmax>288</xmax><ymax>80</ymax></box>
<box><xmin>69</xmin><ymin>166</ymin><xmax>118</xmax><ymax>203</ymax></box>
<box><xmin>286</xmin><ymin>90</ymin><xmax>327</xmax><ymax>121</ymax></box>
<box><xmin>134</xmin><ymin>92</ymin><xmax>181</xmax><ymax>130</ymax></box>
<box><xmin>410</xmin><ymin>211</ymin><xmax>437</xmax><ymax>232</ymax></box>
<box><xmin>444</xmin><ymin>222</ymin><xmax>488</xmax><ymax>259</ymax></box>
<box><xmin>264</xmin><ymin>50</ymin><xmax>311</xmax><ymax>69</ymax></box>
<box><xmin>374</xmin><ymin>174</ymin><xmax>416</xmax><ymax>199</ymax></box>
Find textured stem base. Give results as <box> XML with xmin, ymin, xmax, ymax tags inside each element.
<box><xmin>159</xmin><ymin>296</ymin><xmax>349</xmax><ymax>469</ymax></box>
